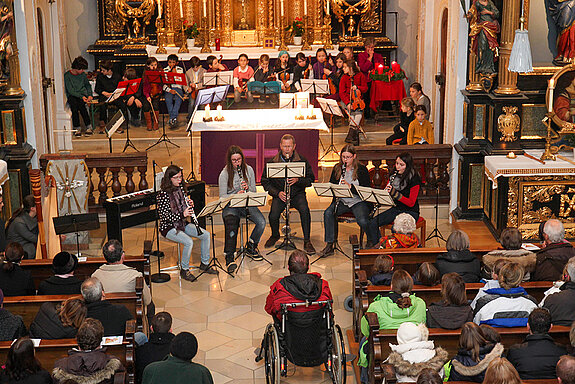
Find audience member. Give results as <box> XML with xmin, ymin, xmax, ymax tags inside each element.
<box><xmin>482</xmin><ymin>357</ymin><xmax>522</xmax><ymax>384</ymax></box>
<box><xmin>544</xmin><ymin>256</ymin><xmax>575</xmax><ymax>326</ymax></box>
<box><xmin>407</xmin><ymin>105</ymin><xmax>434</xmax><ymax>145</ymax></box>
<box><xmin>29</xmin><ymin>297</ymin><xmax>86</xmax><ymax>339</ymax></box>
<box><xmin>534</xmin><ymin>219</ymin><xmax>575</xmax><ymax>281</ymax></box>
<box><xmin>426</xmin><ymin>273</ymin><xmax>473</xmax><ymax>329</ymax></box>
<box><xmin>409</xmin><ymin>82</ymin><xmax>431</xmax><ymax>120</ymax></box>
<box><xmin>52</xmin><ymin>318</ymin><xmax>124</xmax><ymax>384</ymax></box>
<box><xmin>135</xmin><ymin>312</ymin><xmax>175</xmax><ymax>384</ymax></box>
<box><xmin>435</xmin><ymin>230</ymin><xmax>481</xmax><ymax>283</ymax></box>
<box><xmin>387</xmin><ymin>322</ymin><xmax>448</xmax><ymax>382</ymax></box>
<box><xmin>473</xmin><ymin>262</ymin><xmax>537</xmax><ymax>327</ymax></box>
<box><xmin>5</xmin><ymin>195</ymin><xmax>38</xmax><ymax>259</ymax></box>
<box><xmin>413</xmin><ymin>262</ymin><xmax>441</xmax><ymax>286</ymax></box>
<box><xmin>0</xmin><ymin>337</ymin><xmax>51</xmax><ymax>384</ymax></box>
<box><xmin>479</xmin><ymin>324</ymin><xmax>501</xmax><ymax>344</ymax></box>
<box><xmin>377</xmin><ymin>213</ymin><xmax>419</xmax><ymax>249</ymax></box>
<box><xmin>265</xmin><ymin>250</ymin><xmax>332</xmax><ymax>320</ymax></box>
<box><xmin>142</xmin><ymin>332</ymin><xmax>213</xmax><ymax>384</ymax></box>
<box><xmin>386</xmin><ymin>97</ymin><xmax>415</xmax><ymax>145</ymax></box>
<box><xmin>557</xmin><ymin>355</ymin><xmax>575</xmax><ymax>384</ymax></box>
<box><xmin>447</xmin><ymin>322</ymin><xmax>504</xmax><ymax>382</ymax></box>
<box><xmin>506</xmin><ymin>308</ymin><xmax>566</xmax><ymax>379</ymax></box>
<box><xmin>539</xmin><ymin>263</ymin><xmax>568</xmax><ymax>307</ymax></box>
<box><xmin>369</xmin><ymin>255</ymin><xmax>394</xmax><ymax>285</ymax></box>
<box><xmin>470</xmin><ymin>258</ymin><xmax>507</xmax><ymax>310</ymax></box>
<box><xmin>0</xmin><ymin>242</ymin><xmax>35</xmax><ymax>296</ymax></box>
<box><xmin>81</xmin><ymin>277</ymin><xmax>133</xmax><ymax>337</ymax></box>
<box><xmin>0</xmin><ymin>288</ymin><xmax>27</xmax><ymax>342</ymax></box>
<box><xmin>38</xmin><ymin>251</ymin><xmax>82</xmax><ymax>295</ymax></box>
<box><xmin>483</xmin><ymin>228</ymin><xmax>536</xmax><ymax>280</ymax></box>
<box><xmin>416</xmin><ymin>368</ymin><xmax>443</xmax><ymax>384</ymax></box>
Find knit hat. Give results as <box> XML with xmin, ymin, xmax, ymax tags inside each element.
<box><xmin>278</xmin><ymin>50</ymin><xmax>289</xmax><ymax>59</ymax></box>
<box><xmin>170</xmin><ymin>332</ymin><xmax>198</xmax><ymax>361</ymax></box>
<box><xmin>396</xmin><ymin>322</ymin><xmax>429</xmax><ymax>345</ymax></box>
<box><xmin>52</xmin><ymin>251</ymin><xmax>78</xmax><ymax>275</ymax></box>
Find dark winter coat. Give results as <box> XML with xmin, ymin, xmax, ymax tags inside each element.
<box><xmin>435</xmin><ymin>250</ymin><xmax>481</xmax><ymax>283</ymax></box>
<box><xmin>543</xmin><ymin>280</ymin><xmax>575</xmax><ymax>326</ymax></box>
<box><xmin>448</xmin><ymin>343</ymin><xmax>504</xmax><ymax>382</ymax></box>
<box><xmin>135</xmin><ymin>333</ymin><xmax>175</xmax><ymax>384</ymax></box>
<box><xmin>369</xmin><ymin>272</ymin><xmax>393</xmax><ymax>286</ymax></box>
<box><xmin>52</xmin><ymin>349</ymin><xmax>124</xmax><ymax>384</ymax></box>
<box><xmin>0</xmin><ymin>308</ymin><xmax>27</xmax><ymax>341</ymax></box>
<box><xmin>533</xmin><ymin>242</ymin><xmax>575</xmax><ymax>281</ymax></box>
<box><xmin>37</xmin><ymin>276</ymin><xmax>82</xmax><ymax>295</ymax></box>
<box><xmin>506</xmin><ymin>333</ymin><xmax>567</xmax><ymax>380</ymax></box>
<box><xmin>29</xmin><ymin>302</ymin><xmax>77</xmax><ymax>339</ymax></box>
<box><xmin>260</xmin><ymin>150</ymin><xmax>315</xmax><ymax>200</ymax></box>
<box><xmin>0</xmin><ymin>265</ymin><xmax>35</xmax><ymax>296</ymax></box>
<box><xmin>426</xmin><ymin>302</ymin><xmax>473</xmax><ymax>330</ymax></box>
<box><xmin>85</xmin><ymin>301</ymin><xmax>133</xmax><ymax>337</ymax></box>
<box><xmin>0</xmin><ymin>370</ymin><xmax>52</xmax><ymax>384</ymax></box>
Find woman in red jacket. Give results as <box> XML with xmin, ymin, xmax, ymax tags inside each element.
<box><xmin>339</xmin><ymin>60</ymin><xmax>368</xmax><ymax>145</ymax></box>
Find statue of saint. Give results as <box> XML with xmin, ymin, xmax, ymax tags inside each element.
<box><xmin>547</xmin><ymin>0</ymin><xmax>575</xmax><ymax>66</ymax></box>
<box><xmin>0</xmin><ymin>1</ymin><xmax>13</xmax><ymax>80</ymax></box>
<box><xmin>466</xmin><ymin>0</ymin><xmax>500</xmax><ymax>75</ymax></box>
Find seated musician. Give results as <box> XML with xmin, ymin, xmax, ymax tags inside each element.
<box><xmin>206</xmin><ymin>55</ymin><xmax>228</xmax><ymax>73</ymax></box>
<box><xmin>291</xmin><ymin>52</ymin><xmax>313</xmax><ymax>92</ymax></box>
<box><xmin>312</xmin><ymin>48</ymin><xmax>332</xmax><ymax>80</ymax></box>
<box><xmin>120</xmin><ymin>68</ymin><xmax>146</xmax><ymax>128</ymax></box>
<box><xmin>157</xmin><ymin>165</ymin><xmax>215</xmax><ymax>282</ymax></box>
<box><xmin>264</xmin><ymin>250</ymin><xmax>332</xmax><ymax>321</ymax></box>
<box><xmin>252</xmin><ymin>54</ymin><xmax>277</xmax><ymax>104</ymax></box>
<box><xmin>274</xmin><ymin>51</ymin><xmax>292</xmax><ymax>93</ymax></box>
<box><xmin>185</xmin><ymin>56</ymin><xmax>205</xmax><ymax>120</ymax></box>
<box><xmin>218</xmin><ymin>145</ymin><xmax>266</xmax><ymax>274</ymax></box>
<box><xmin>339</xmin><ymin>59</ymin><xmax>367</xmax><ymax>146</ymax></box>
<box><xmin>366</xmin><ymin>152</ymin><xmax>421</xmax><ymax>247</ymax></box>
<box><xmin>94</xmin><ymin>60</ymin><xmax>121</xmax><ymax>134</ymax></box>
<box><xmin>317</xmin><ymin>144</ymin><xmax>374</xmax><ymax>258</ymax></box>
<box><xmin>163</xmin><ymin>54</ymin><xmax>185</xmax><ymax>128</ymax></box>
<box><xmin>323</xmin><ymin>53</ymin><xmax>345</xmax><ymax>102</ymax></box>
<box><xmin>233</xmin><ymin>53</ymin><xmax>254</xmax><ymax>104</ymax></box>
<box><xmin>142</xmin><ymin>57</ymin><xmax>161</xmax><ymax>131</ymax></box>
<box><xmin>261</xmin><ymin>134</ymin><xmax>316</xmax><ymax>255</ymax></box>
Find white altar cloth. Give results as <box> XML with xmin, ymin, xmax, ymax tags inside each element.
<box><xmin>191</xmin><ymin>108</ymin><xmax>329</xmax><ymax>132</ymax></box>
<box><xmin>484</xmin><ymin>149</ymin><xmax>575</xmax><ymax>188</ymax></box>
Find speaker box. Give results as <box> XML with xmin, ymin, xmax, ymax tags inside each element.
<box><xmin>185</xmin><ymin>180</ymin><xmax>206</xmax><ymax>228</ymax></box>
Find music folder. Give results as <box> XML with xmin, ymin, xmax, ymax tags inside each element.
<box><xmin>355</xmin><ymin>185</ymin><xmax>395</xmax><ymax>207</ymax></box>
<box><xmin>106</xmin><ymin>78</ymin><xmax>142</xmax><ymax>103</ymax></box>
<box><xmin>106</xmin><ymin>110</ymin><xmax>125</xmax><ymax>138</ymax></box>
<box><xmin>266</xmin><ymin>162</ymin><xmax>306</xmax><ymax>179</ymax></box>
<box><xmin>313</xmin><ymin>183</ymin><xmax>353</xmax><ymax>199</ymax></box>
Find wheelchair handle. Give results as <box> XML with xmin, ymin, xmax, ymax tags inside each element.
<box><xmin>280</xmin><ymin>300</ymin><xmax>333</xmax><ymax>309</ymax></box>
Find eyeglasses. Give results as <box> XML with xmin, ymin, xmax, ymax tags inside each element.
<box><xmin>341</xmin><ymin>155</ymin><xmax>354</xmax><ymax>160</ymax></box>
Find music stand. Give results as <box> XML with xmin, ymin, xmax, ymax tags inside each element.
<box><xmin>301</xmin><ymin>79</ymin><xmax>329</xmax><ymax>95</ymax></box>
<box><xmin>106</xmin><ymin>79</ymin><xmax>141</xmax><ymax>103</ymax></box>
<box><xmin>185</xmin><ymin>85</ymin><xmax>229</xmax><ymax>181</ymax></box>
<box><xmin>203</xmin><ymin>71</ymin><xmax>233</xmax><ymax>88</ymax></box>
<box><xmin>53</xmin><ymin>213</ymin><xmax>100</xmax><ymax>257</ymax></box>
<box><xmin>355</xmin><ymin>185</ymin><xmax>394</xmax><ymax>218</ymax></box>
<box><xmin>105</xmin><ymin>111</ymin><xmax>125</xmax><ymax>153</ymax></box>
<box><xmin>317</xmin><ymin>97</ymin><xmax>344</xmax><ymax>160</ymax></box>
<box><xmin>279</xmin><ymin>92</ymin><xmax>310</xmax><ymax>109</ymax></box>
<box><xmin>265</xmin><ymin>162</ymin><xmax>306</xmax><ymax>262</ymax></box>
<box><xmin>228</xmin><ymin>192</ymin><xmax>272</xmax><ymax>270</ymax></box>
<box><xmin>312</xmin><ymin>183</ymin><xmax>353</xmax><ymax>262</ymax></box>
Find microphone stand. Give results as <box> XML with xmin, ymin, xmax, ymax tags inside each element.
<box><xmin>150</xmin><ymin>160</ymin><xmax>170</xmax><ymax>283</ymax></box>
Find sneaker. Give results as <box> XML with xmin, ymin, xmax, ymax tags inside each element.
<box><xmin>318</xmin><ymin>243</ymin><xmax>334</xmax><ymax>258</ymax></box>
<box><xmin>200</xmin><ymin>263</ymin><xmax>218</xmax><ymax>275</ymax></box>
<box><xmin>245</xmin><ymin>241</ymin><xmax>258</xmax><ymax>256</ymax></box>
<box><xmin>74</xmin><ymin>128</ymin><xmax>82</xmax><ymax>137</ymax></box>
<box><xmin>226</xmin><ymin>260</ymin><xmax>237</xmax><ymax>274</ymax></box>
<box><xmin>303</xmin><ymin>241</ymin><xmax>316</xmax><ymax>255</ymax></box>
<box><xmin>84</xmin><ymin>128</ymin><xmax>93</xmax><ymax>136</ymax></box>
<box><xmin>249</xmin><ymin>253</ymin><xmax>264</xmax><ymax>262</ymax></box>
<box><xmin>180</xmin><ymin>269</ymin><xmax>197</xmax><ymax>282</ymax></box>
<box><xmin>264</xmin><ymin>235</ymin><xmax>280</xmax><ymax>248</ymax></box>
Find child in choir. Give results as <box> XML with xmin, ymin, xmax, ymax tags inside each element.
<box><xmin>274</xmin><ymin>51</ymin><xmax>292</xmax><ymax>93</ymax></box>
<box><xmin>291</xmin><ymin>52</ymin><xmax>313</xmax><ymax>92</ymax></box>
<box><xmin>185</xmin><ymin>56</ymin><xmax>205</xmax><ymax>118</ymax></box>
<box><xmin>233</xmin><ymin>53</ymin><xmax>254</xmax><ymax>104</ymax></box>
<box><xmin>386</xmin><ymin>97</ymin><xmax>415</xmax><ymax>145</ymax></box>
<box><xmin>206</xmin><ymin>55</ymin><xmax>228</xmax><ymax>72</ymax></box>
<box><xmin>342</xmin><ymin>46</ymin><xmax>354</xmax><ymax>63</ymax></box>
<box><xmin>407</xmin><ymin>105</ymin><xmax>434</xmax><ymax>145</ymax></box>
<box><xmin>64</xmin><ymin>56</ymin><xmax>93</xmax><ymax>137</ymax></box>
<box><xmin>252</xmin><ymin>54</ymin><xmax>277</xmax><ymax>104</ymax></box>
<box><xmin>339</xmin><ymin>59</ymin><xmax>368</xmax><ymax>145</ymax></box>
<box><xmin>163</xmin><ymin>54</ymin><xmax>185</xmax><ymax>128</ymax></box>
<box><xmin>120</xmin><ymin>68</ymin><xmax>144</xmax><ymax>128</ymax></box>
<box><xmin>94</xmin><ymin>60</ymin><xmax>121</xmax><ymax>134</ymax></box>
<box><xmin>312</xmin><ymin>48</ymin><xmax>333</xmax><ymax>79</ymax></box>
<box><xmin>325</xmin><ymin>53</ymin><xmax>345</xmax><ymax>101</ymax></box>
<box><xmin>142</xmin><ymin>57</ymin><xmax>161</xmax><ymax>130</ymax></box>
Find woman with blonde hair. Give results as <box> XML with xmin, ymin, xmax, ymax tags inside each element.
<box><xmin>482</xmin><ymin>357</ymin><xmax>521</xmax><ymax>384</ymax></box>
<box><xmin>436</xmin><ymin>230</ymin><xmax>481</xmax><ymax>282</ymax></box>
<box><xmin>378</xmin><ymin>212</ymin><xmax>419</xmax><ymax>249</ymax></box>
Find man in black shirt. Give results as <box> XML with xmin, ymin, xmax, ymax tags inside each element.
<box><xmin>94</xmin><ymin>60</ymin><xmax>122</xmax><ymax>133</ymax></box>
<box><xmin>38</xmin><ymin>251</ymin><xmax>82</xmax><ymax>295</ymax></box>
<box><xmin>135</xmin><ymin>312</ymin><xmax>175</xmax><ymax>384</ymax></box>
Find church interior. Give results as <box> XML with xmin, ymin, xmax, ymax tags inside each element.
<box><xmin>1</xmin><ymin>0</ymin><xmax>575</xmax><ymax>382</ymax></box>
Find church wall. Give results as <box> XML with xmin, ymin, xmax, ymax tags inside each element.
<box><xmin>387</xmin><ymin>0</ymin><xmax>418</xmax><ymax>82</ymax></box>
<box><xmin>64</xmin><ymin>0</ymin><xmax>99</xmax><ymax>69</ymax></box>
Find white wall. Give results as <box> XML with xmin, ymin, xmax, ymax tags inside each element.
<box><xmin>387</xmin><ymin>0</ymin><xmax>419</xmax><ymax>81</ymax></box>
<box><xmin>528</xmin><ymin>0</ymin><xmax>554</xmax><ymax>65</ymax></box>
<box><xmin>64</xmin><ymin>0</ymin><xmax>99</xmax><ymax>69</ymax></box>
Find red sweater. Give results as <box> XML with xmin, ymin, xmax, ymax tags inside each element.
<box><xmin>339</xmin><ymin>73</ymin><xmax>368</xmax><ymax>105</ymax></box>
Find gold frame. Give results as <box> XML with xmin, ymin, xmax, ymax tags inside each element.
<box><xmin>547</xmin><ymin>63</ymin><xmax>575</xmax><ymax>134</ymax></box>
<box><xmin>468</xmin><ymin>163</ymin><xmax>484</xmax><ymax>209</ymax></box>
<box><xmin>490</xmin><ymin>182</ymin><xmax>498</xmax><ymax>229</ymax></box>
<box><xmin>1</xmin><ymin>110</ymin><xmax>16</xmax><ymax>145</ymax></box>
<box><xmin>472</xmin><ymin>105</ymin><xmax>487</xmax><ymax>140</ymax></box>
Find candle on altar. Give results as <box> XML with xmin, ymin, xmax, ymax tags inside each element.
<box><xmin>217</xmin><ymin>105</ymin><xmax>223</xmax><ymax>118</ymax></box>
<box><xmin>391</xmin><ymin>61</ymin><xmax>401</xmax><ymax>73</ymax></box>
<box><xmin>326</xmin><ymin>0</ymin><xmax>330</xmax><ymax>15</ymax></box>
<box><xmin>507</xmin><ymin>152</ymin><xmax>516</xmax><ymax>159</ymax></box>
<box><xmin>308</xmin><ymin>105</ymin><xmax>314</xmax><ymax>118</ymax></box>
<box><xmin>281</xmin><ymin>0</ymin><xmax>284</xmax><ymax>17</ymax></box>
<box><xmin>377</xmin><ymin>64</ymin><xmax>384</xmax><ymax>75</ymax></box>
<box><xmin>203</xmin><ymin>0</ymin><xmax>207</xmax><ymax>17</ymax></box>
<box><xmin>205</xmin><ymin>105</ymin><xmax>211</xmax><ymax>118</ymax></box>
<box><xmin>179</xmin><ymin>0</ymin><xmax>184</xmax><ymax>18</ymax></box>
<box><xmin>548</xmin><ymin>78</ymin><xmax>555</xmax><ymax>113</ymax></box>
<box><xmin>157</xmin><ymin>0</ymin><xmax>162</xmax><ymax>18</ymax></box>
<box><xmin>304</xmin><ymin>0</ymin><xmax>307</xmax><ymax>15</ymax></box>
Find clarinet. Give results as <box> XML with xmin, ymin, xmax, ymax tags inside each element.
<box><xmin>237</xmin><ymin>165</ymin><xmax>248</xmax><ymax>192</ymax></box>
<box><xmin>340</xmin><ymin>165</ymin><xmax>346</xmax><ymax>185</ymax></box>
<box><xmin>183</xmin><ymin>187</ymin><xmax>203</xmax><ymax>235</ymax></box>
<box><xmin>387</xmin><ymin>171</ymin><xmax>398</xmax><ymax>189</ymax></box>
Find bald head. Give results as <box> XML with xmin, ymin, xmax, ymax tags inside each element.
<box><xmin>81</xmin><ymin>277</ymin><xmax>103</xmax><ymax>303</ymax></box>
<box><xmin>558</xmin><ymin>355</ymin><xmax>575</xmax><ymax>384</ymax></box>
<box><xmin>544</xmin><ymin>219</ymin><xmax>565</xmax><ymax>244</ymax></box>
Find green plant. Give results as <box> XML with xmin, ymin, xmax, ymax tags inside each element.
<box><xmin>183</xmin><ymin>21</ymin><xmax>199</xmax><ymax>39</ymax></box>
<box><xmin>285</xmin><ymin>17</ymin><xmax>304</xmax><ymax>37</ymax></box>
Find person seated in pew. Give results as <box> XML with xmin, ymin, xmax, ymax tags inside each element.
<box><xmin>473</xmin><ymin>262</ymin><xmax>538</xmax><ymax>327</ymax></box>
<box><xmin>426</xmin><ymin>273</ymin><xmax>473</xmax><ymax>330</ymax></box>
<box><xmin>0</xmin><ymin>243</ymin><xmax>35</xmax><ymax>297</ymax></box>
<box><xmin>483</xmin><ymin>228</ymin><xmax>536</xmax><ymax>281</ymax></box>
<box><xmin>386</xmin><ymin>97</ymin><xmax>415</xmax><ymax>145</ymax></box>
<box><xmin>543</xmin><ymin>257</ymin><xmax>575</xmax><ymax>326</ymax></box>
<box><xmin>233</xmin><ymin>53</ymin><xmax>254</xmax><ymax>104</ymax></box>
<box><xmin>0</xmin><ymin>337</ymin><xmax>52</xmax><ymax>384</ymax></box>
<box><xmin>435</xmin><ymin>230</ymin><xmax>481</xmax><ymax>283</ymax></box>
<box><xmin>416</xmin><ymin>368</ymin><xmax>443</xmax><ymax>384</ymax></box>
<box><xmin>135</xmin><ymin>312</ymin><xmax>175</xmax><ymax>384</ymax></box>
<box><xmin>506</xmin><ymin>308</ymin><xmax>567</xmax><ymax>380</ymax></box>
<box><xmin>369</xmin><ymin>255</ymin><xmax>394</xmax><ymax>286</ymax></box>
<box><xmin>482</xmin><ymin>357</ymin><xmax>522</xmax><ymax>384</ymax></box>
<box><xmin>471</xmin><ymin>258</ymin><xmax>507</xmax><ymax>310</ymax></box>
<box><xmin>376</xmin><ymin>213</ymin><xmax>419</xmax><ymax>249</ymax></box>
<box><xmin>413</xmin><ymin>262</ymin><xmax>441</xmax><ymax>286</ymax></box>
<box><xmin>479</xmin><ymin>324</ymin><xmax>501</xmax><ymax>344</ymax></box>
<box><xmin>5</xmin><ymin>195</ymin><xmax>38</xmax><ymax>260</ymax></box>
<box><xmin>52</xmin><ymin>318</ymin><xmax>125</xmax><ymax>384</ymax></box>
<box><xmin>206</xmin><ymin>55</ymin><xmax>228</xmax><ymax>73</ymax></box>
<box><xmin>29</xmin><ymin>297</ymin><xmax>86</xmax><ymax>340</ymax></box>
<box><xmin>37</xmin><ymin>251</ymin><xmax>82</xmax><ymax>295</ymax></box>
<box><xmin>81</xmin><ymin>277</ymin><xmax>133</xmax><ymax>337</ymax></box>
<box><xmin>445</xmin><ymin>322</ymin><xmax>504</xmax><ymax>382</ymax></box>
<box><xmin>0</xmin><ymin>288</ymin><xmax>27</xmax><ymax>342</ymax></box>
<box><xmin>539</xmin><ymin>263</ymin><xmax>568</xmax><ymax>307</ymax></box>
<box><xmin>557</xmin><ymin>355</ymin><xmax>575</xmax><ymax>384</ymax></box>
<box><xmin>386</xmin><ymin>322</ymin><xmax>449</xmax><ymax>383</ymax></box>
<box><xmin>534</xmin><ymin>219</ymin><xmax>575</xmax><ymax>281</ymax></box>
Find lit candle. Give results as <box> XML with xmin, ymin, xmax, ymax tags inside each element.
<box><xmin>203</xmin><ymin>0</ymin><xmax>207</xmax><ymax>17</ymax></box>
<box><xmin>308</xmin><ymin>105</ymin><xmax>314</xmax><ymax>118</ymax></box>
<box><xmin>377</xmin><ymin>64</ymin><xmax>384</xmax><ymax>75</ymax></box>
<box><xmin>281</xmin><ymin>0</ymin><xmax>284</xmax><ymax>17</ymax></box>
<box><xmin>304</xmin><ymin>0</ymin><xmax>307</xmax><ymax>15</ymax></box>
<box><xmin>179</xmin><ymin>0</ymin><xmax>184</xmax><ymax>18</ymax></box>
<box><xmin>507</xmin><ymin>152</ymin><xmax>516</xmax><ymax>159</ymax></box>
<box><xmin>549</xmin><ymin>78</ymin><xmax>555</xmax><ymax>113</ymax></box>
<box><xmin>391</xmin><ymin>61</ymin><xmax>401</xmax><ymax>73</ymax></box>
<box><xmin>157</xmin><ymin>0</ymin><xmax>162</xmax><ymax>18</ymax></box>
<box><xmin>217</xmin><ymin>105</ymin><xmax>222</xmax><ymax>118</ymax></box>
<box><xmin>205</xmin><ymin>104</ymin><xmax>210</xmax><ymax>118</ymax></box>
<box><xmin>326</xmin><ymin>0</ymin><xmax>330</xmax><ymax>15</ymax></box>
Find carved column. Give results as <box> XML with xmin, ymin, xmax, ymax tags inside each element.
<box><xmin>466</xmin><ymin>52</ymin><xmax>483</xmax><ymax>91</ymax></box>
<box><xmin>494</xmin><ymin>0</ymin><xmax>520</xmax><ymax>95</ymax></box>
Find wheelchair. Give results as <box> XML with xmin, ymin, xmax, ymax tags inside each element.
<box><xmin>256</xmin><ymin>300</ymin><xmax>346</xmax><ymax>384</ymax></box>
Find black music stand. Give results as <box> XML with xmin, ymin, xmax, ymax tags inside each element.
<box><xmin>105</xmin><ymin>111</ymin><xmax>125</xmax><ymax>153</ymax></box>
<box><xmin>53</xmin><ymin>213</ymin><xmax>100</xmax><ymax>257</ymax></box>
<box><xmin>317</xmin><ymin>97</ymin><xmax>345</xmax><ymax>160</ymax></box>
<box><xmin>150</xmin><ymin>161</ymin><xmax>170</xmax><ymax>283</ymax></box>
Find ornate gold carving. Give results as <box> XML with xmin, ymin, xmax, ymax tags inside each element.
<box><xmin>105</xmin><ymin>0</ymin><xmax>125</xmax><ymax>35</ymax></box>
<box><xmin>507</xmin><ymin>176</ymin><xmax>519</xmax><ymax>228</ymax></box>
<box><xmin>115</xmin><ymin>0</ymin><xmax>155</xmax><ymax>42</ymax></box>
<box><xmin>497</xmin><ymin>106</ymin><xmax>520</xmax><ymax>142</ymax></box>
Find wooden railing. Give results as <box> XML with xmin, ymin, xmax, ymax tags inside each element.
<box><xmin>355</xmin><ymin>144</ymin><xmax>452</xmax><ymax>204</ymax></box>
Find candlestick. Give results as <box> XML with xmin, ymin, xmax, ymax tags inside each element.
<box><xmin>205</xmin><ymin>105</ymin><xmax>210</xmax><ymax>118</ymax></box>
<box><xmin>278</xmin><ymin>15</ymin><xmax>288</xmax><ymax>51</ymax></box>
<box><xmin>281</xmin><ymin>0</ymin><xmax>284</xmax><ymax>17</ymax></box>
<box><xmin>200</xmin><ymin>16</ymin><xmax>212</xmax><ymax>53</ymax></box>
<box><xmin>179</xmin><ymin>0</ymin><xmax>184</xmax><ymax>18</ymax></box>
<box><xmin>178</xmin><ymin>12</ymin><xmax>189</xmax><ymax>53</ymax></box>
<box><xmin>548</xmin><ymin>79</ymin><xmax>555</xmax><ymax>113</ymax></box>
<box><xmin>157</xmin><ymin>0</ymin><xmax>162</xmax><ymax>18</ymax></box>
<box><xmin>302</xmin><ymin>15</ymin><xmax>311</xmax><ymax>50</ymax></box>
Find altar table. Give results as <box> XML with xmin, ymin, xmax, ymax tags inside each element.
<box><xmin>369</xmin><ymin>79</ymin><xmax>407</xmax><ymax>112</ymax></box>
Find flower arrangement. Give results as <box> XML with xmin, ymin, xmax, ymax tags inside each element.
<box><xmin>183</xmin><ymin>21</ymin><xmax>199</xmax><ymax>39</ymax></box>
<box><xmin>286</xmin><ymin>17</ymin><xmax>304</xmax><ymax>37</ymax></box>
<box><xmin>369</xmin><ymin>62</ymin><xmax>407</xmax><ymax>82</ymax></box>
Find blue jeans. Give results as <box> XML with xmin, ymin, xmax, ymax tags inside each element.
<box><xmin>164</xmin><ymin>88</ymin><xmax>184</xmax><ymax>120</ymax></box>
<box><xmin>222</xmin><ymin>206</ymin><xmax>266</xmax><ymax>256</ymax></box>
<box><xmin>165</xmin><ymin>223</ymin><xmax>211</xmax><ymax>268</ymax></box>
<box><xmin>366</xmin><ymin>207</ymin><xmax>419</xmax><ymax>244</ymax></box>
<box><xmin>324</xmin><ymin>200</ymin><xmax>373</xmax><ymax>244</ymax></box>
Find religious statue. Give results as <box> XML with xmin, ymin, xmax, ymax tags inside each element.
<box><xmin>0</xmin><ymin>0</ymin><xmax>13</xmax><ymax>82</ymax></box>
<box><xmin>466</xmin><ymin>0</ymin><xmax>500</xmax><ymax>75</ymax></box>
<box><xmin>547</xmin><ymin>0</ymin><xmax>575</xmax><ymax>66</ymax></box>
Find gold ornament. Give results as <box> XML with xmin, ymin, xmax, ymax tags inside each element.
<box><xmin>497</xmin><ymin>106</ymin><xmax>520</xmax><ymax>142</ymax></box>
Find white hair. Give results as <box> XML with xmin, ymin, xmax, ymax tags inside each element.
<box><xmin>567</xmin><ymin>257</ymin><xmax>575</xmax><ymax>281</ymax></box>
<box><xmin>393</xmin><ymin>213</ymin><xmax>417</xmax><ymax>235</ymax></box>
<box><xmin>544</xmin><ymin>219</ymin><xmax>565</xmax><ymax>243</ymax></box>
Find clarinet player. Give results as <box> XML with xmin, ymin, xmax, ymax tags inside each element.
<box><xmin>317</xmin><ymin>144</ymin><xmax>374</xmax><ymax>257</ymax></box>
<box><xmin>157</xmin><ymin>165</ymin><xmax>216</xmax><ymax>282</ymax></box>
<box><xmin>218</xmin><ymin>145</ymin><xmax>267</xmax><ymax>274</ymax></box>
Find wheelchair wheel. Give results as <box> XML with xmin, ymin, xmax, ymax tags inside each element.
<box><xmin>328</xmin><ymin>324</ymin><xmax>346</xmax><ymax>384</ymax></box>
<box><xmin>264</xmin><ymin>324</ymin><xmax>281</xmax><ymax>384</ymax></box>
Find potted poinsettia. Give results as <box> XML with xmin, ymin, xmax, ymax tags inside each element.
<box><xmin>286</xmin><ymin>17</ymin><xmax>304</xmax><ymax>45</ymax></box>
<box><xmin>183</xmin><ymin>20</ymin><xmax>199</xmax><ymax>48</ymax></box>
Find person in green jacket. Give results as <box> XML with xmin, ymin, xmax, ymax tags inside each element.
<box><xmin>64</xmin><ymin>56</ymin><xmax>93</xmax><ymax>137</ymax></box>
<box><xmin>142</xmin><ymin>331</ymin><xmax>213</xmax><ymax>384</ymax></box>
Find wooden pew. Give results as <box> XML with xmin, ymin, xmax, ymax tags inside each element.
<box><xmin>21</xmin><ymin>255</ymin><xmax>151</xmax><ymax>291</ymax></box>
<box><xmin>365</xmin><ymin>312</ymin><xmax>570</xmax><ymax>384</ymax></box>
<box><xmin>0</xmin><ymin>320</ymin><xmax>135</xmax><ymax>384</ymax></box>
<box><xmin>4</xmin><ymin>277</ymin><xmax>145</xmax><ymax>333</ymax></box>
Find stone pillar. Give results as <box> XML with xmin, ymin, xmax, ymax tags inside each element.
<box><xmin>466</xmin><ymin>52</ymin><xmax>483</xmax><ymax>91</ymax></box>
<box><xmin>494</xmin><ymin>0</ymin><xmax>520</xmax><ymax>95</ymax></box>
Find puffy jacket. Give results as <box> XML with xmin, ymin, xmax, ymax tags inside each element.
<box><xmin>29</xmin><ymin>302</ymin><xmax>77</xmax><ymax>339</ymax></box>
<box><xmin>426</xmin><ymin>302</ymin><xmax>473</xmax><ymax>330</ymax></box>
<box><xmin>448</xmin><ymin>343</ymin><xmax>504</xmax><ymax>382</ymax></box>
<box><xmin>482</xmin><ymin>249</ymin><xmax>536</xmax><ymax>280</ymax></box>
<box><xmin>533</xmin><ymin>242</ymin><xmax>575</xmax><ymax>281</ymax></box>
<box><xmin>360</xmin><ymin>292</ymin><xmax>427</xmax><ymax>337</ymax></box>
<box><xmin>543</xmin><ymin>280</ymin><xmax>575</xmax><ymax>326</ymax></box>
<box><xmin>473</xmin><ymin>287</ymin><xmax>537</xmax><ymax>327</ymax></box>
<box><xmin>435</xmin><ymin>250</ymin><xmax>481</xmax><ymax>283</ymax></box>
<box><xmin>369</xmin><ymin>272</ymin><xmax>393</xmax><ymax>286</ymax></box>
<box><xmin>506</xmin><ymin>333</ymin><xmax>567</xmax><ymax>379</ymax></box>
<box><xmin>388</xmin><ymin>341</ymin><xmax>449</xmax><ymax>383</ymax></box>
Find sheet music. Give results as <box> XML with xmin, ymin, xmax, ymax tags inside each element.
<box><xmin>204</xmin><ymin>71</ymin><xmax>233</xmax><ymax>86</ymax></box>
<box><xmin>266</xmin><ymin>162</ymin><xmax>306</xmax><ymax>178</ymax></box>
<box><xmin>312</xmin><ymin>183</ymin><xmax>353</xmax><ymax>198</ymax></box>
<box><xmin>228</xmin><ymin>192</ymin><xmax>268</xmax><ymax>208</ymax></box>
<box><xmin>301</xmin><ymin>79</ymin><xmax>330</xmax><ymax>94</ymax></box>
<box><xmin>317</xmin><ymin>97</ymin><xmax>344</xmax><ymax>117</ymax></box>
<box><xmin>355</xmin><ymin>185</ymin><xmax>395</xmax><ymax>207</ymax></box>
<box><xmin>106</xmin><ymin>88</ymin><xmax>126</xmax><ymax>103</ymax></box>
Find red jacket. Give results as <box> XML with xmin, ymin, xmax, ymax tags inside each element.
<box><xmin>357</xmin><ymin>51</ymin><xmax>385</xmax><ymax>76</ymax></box>
<box><xmin>265</xmin><ymin>272</ymin><xmax>333</xmax><ymax>320</ymax></box>
<box><xmin>339</xmin><ymin>73</ymin><xmax>368</xmax><ymax>105</ymax></box>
